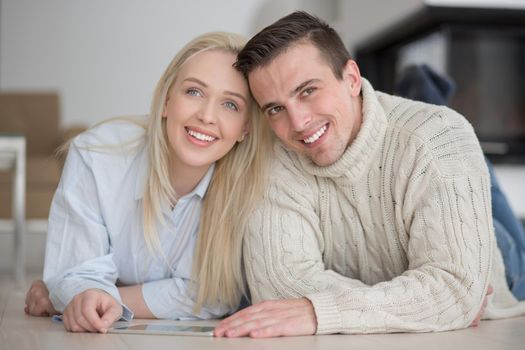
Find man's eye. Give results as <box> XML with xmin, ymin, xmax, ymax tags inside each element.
<box><xmin>224</xmin><ymin>101</ymin><xmax>239</xmax><ymax>111</ymax></box>
<box><xmin>268</xmin><ymin>106</ymin><xmax>284</xmax><ymax>116</ymax></box>
<box><xmin>301</xmin><ymin>87</ymin><xmax>316</xmax><ymax>97</ymax></box>
<box><xmin>186</xmin><ymin>88</ymin><xmax>202</xmax><ymax>97</ymax></box>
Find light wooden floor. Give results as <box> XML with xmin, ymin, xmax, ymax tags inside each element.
<box><xmin>2</xmin><ymin>275</ymin><xmax>525</xmax><ymax>350</ymax></box>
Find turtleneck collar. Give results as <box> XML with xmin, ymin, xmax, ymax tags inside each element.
<box><xmin>295</xmin><ymin>78</ymin><xmax>387</xmax><ymax>180</ymax></box>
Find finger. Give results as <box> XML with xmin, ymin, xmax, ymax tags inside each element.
<box><xmin>67</xmin><ymin>316</ymin><xmax>88</xmax><ymax>333</ymax></box>
<box><xmin>215</xmin><ymin>301</ymin><xmax>279</xmax><ymax>336</ymax></box>
<box><xmin>24</xmin><ymin>305</ymin><xmax>29</xmax><ymax>314</ymax></box>
<box><xmin>99</xmin><ymin>303</ymin><xmax>122</xmax><ymax>333</ymax></box>
<box><xmin>63</xmin><ymin>314</ymin><xmax>71</xmax><ymax>331</ymax></box>
<box><xmin>45</xmin><ymin>301</ymin><xmax>58</xmax><ymax>315</ymax></box>
<box><xmin>216</xmin><ymin>307</ymin><xmax>273</xmax><ymax>337</ymax></box>
<box><xmin>74</xmin><ymin>306</ymin><xmax>97</xmax><ymax>333</ymax></box>
<box><xmin>75</xmin><ymin>316</ymin><xmax>96</xmax><ymax>332</ymax></box>
<box><xmin>27</xmin><ymin>297</ymin><xmax>48</xmax><ymax>316</ymax></box>
<box><xmin>27</xmin><ymin>300</ymin><xmax>42</xmax><ymax>316</ymax></box>
<box><xmin>71</xmin><ymin>298</ymin><xmax>97</xmax><ymax>333</ymax></box>
<box><xmin>250</xmin><ymin>324</ymin><xmax>282</xmax><ymax>338</ymax></box>
<box><xmin>24</xmin><ymin>287</ymin><xmax>32</xmax><ymax>306</ymax></box>
<box><xmin>223</xmin><ymin>304</ymin><xmax>308</xmax><ymax>338</ymax></box>
<box><xmin>216</xmin><ymin>299</ymin><xmax>312</xmax><ymax>337</ymax></box>
<box><xmin>27</xmin><ymin>304</ymin><xmax>42</xmax><ymax>316</ymax></box>
<box><xmin>82</xmin><ymin>299</ymin><xmax>106</xmax><ymax>332</ymax></box>
<box><xmin>224</xmin><ymin>315</ymin><xmax>280</xmax><ymax>338</ymax></box>
<box><xmin>63</xmin><ymin>308</ymin><xmax>75</xmax><ymax>332</ymax></box>
<box><xmin>64</xmin><ymin>297</ymin><xmax>87</xmax><ymax>333</ymax></box>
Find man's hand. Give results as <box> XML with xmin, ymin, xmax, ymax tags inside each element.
<box><xmin>63</xmin><ymin>289</ymin><xmax>123</xmax><ymax>333</ymax></box>
<box><xmin>214</xmin><ymin>297</ymin><xmax>317</xmax><ymax>338</ymax></box>
<box><xmin>24</xmin><ymin>280</ymin><xmax>58</xmax><ymax>316</ymax></box>
<box><xmin>470</xmin><ymin>284</ymin><xmax>493</xmax><ymax>327</ymax></box>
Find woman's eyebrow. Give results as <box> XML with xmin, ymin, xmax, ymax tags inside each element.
<box><xmin>224</xmin><ymin>91</ymin><xmax>247</xmax><ymax>103</ymax></box>
<box><xmin>183</xmin><ymin>77</ymin><xmax>207</xmax><ymax>87</ymax></box>
<box><xmin>184</xmin><ymin>77</ymin><xmax>247</xmax><ymax>103</ymax></box>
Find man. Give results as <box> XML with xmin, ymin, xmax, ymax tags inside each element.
<box><xmin>214</xmin><ymin>11</ymin><xmax>525</xmax><ymax>337</ymax></box>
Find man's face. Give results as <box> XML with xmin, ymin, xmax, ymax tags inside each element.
<box><xmin>248</xmin><ymin>42</ymin><xmax>363</xmax><ymax>166</ymax></box>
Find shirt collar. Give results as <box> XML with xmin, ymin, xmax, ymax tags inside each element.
<box><xmin>186</xmin><ymin>162</ymin><xmax>215</xmax><ymax>199</ymax></box>
<box><xmin>134</xmin><ymin>147</ymin><xmax>216</xmax><ymax>201</ymax></box>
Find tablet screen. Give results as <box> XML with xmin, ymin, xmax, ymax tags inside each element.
<box><xmin>109</xmin><ymin>323</ymin><xmax>215</xmax><ymax>336</ymax></box>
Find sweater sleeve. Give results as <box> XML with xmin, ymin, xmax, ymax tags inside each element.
<box><xmin>307</xmin><ymin>169</ymin><xmax>493</xmax><ymax>334</ymax></box>
<box><xmin>243</xmin><ymin>142</ymin><xmax>493</xmax><ymax>334</ymax></box>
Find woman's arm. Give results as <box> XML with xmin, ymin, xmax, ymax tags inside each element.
<box><xmin>25</xmin><ymin>280</ymin><xmax>58</xmax><ymax>316</ymax></box>
<box><xmin>118</xmin><ymin>285</ymin><xmax>155</xmax><ymax>318</ymax></box>
<box><xmin>40</xmin><ymin>140</ymin><xmax>134</xmax><ymax>331</ymax></box>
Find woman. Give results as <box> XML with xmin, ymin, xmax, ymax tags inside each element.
<box><xmin>24</xmin><ymin>32</ymin><xmax>272</xmax><ymax>333</ymax></box>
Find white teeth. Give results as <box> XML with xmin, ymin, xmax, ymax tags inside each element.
<box><xmin>304</xmin><ymin>125</ymin><xmax>327</xmax><ymax>144</ymax></box>
<box><xmin>187</xmin><ymin>129</ymin><xmax>216</xmax><ymax>142</ymax></box>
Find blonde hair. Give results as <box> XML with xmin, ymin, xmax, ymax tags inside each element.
<box><xmin>144</xmin><ymin>32</ymin><xmax>273</xmax><ymax>312</ymax></box>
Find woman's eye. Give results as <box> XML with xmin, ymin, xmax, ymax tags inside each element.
<box><xmin>224</xmin><ymin>101</ymin><xmax>239</xmax><ymax>111</ymax></box>
<box><xmin>268</xmin><ymin>105</ymin><xmax>284</xmax><ymax>117</ymax></box>
<box><xmin>186</xmin><ymin>88</ymin><xmax>202</xmax><ymax>97</ymax></box>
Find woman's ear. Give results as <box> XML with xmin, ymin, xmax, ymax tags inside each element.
<box><xmin>162</xmin><ymin>97</ymin><xmax>169</xmax><ymax>118</ymax></box>
<box><xmin>238</xmin><ymin>122</ymin><xmax>249</xmax><ymax>142</ymax></box>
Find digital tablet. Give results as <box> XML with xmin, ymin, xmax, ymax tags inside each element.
<box><xmin>108</xmin><ymin>323</ymin><xmax>215</xmax><ymax>337</ymax></box>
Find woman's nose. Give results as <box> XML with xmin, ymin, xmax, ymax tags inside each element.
<box><xmin>197</xmin><ymin>100</ymin><xmax>217</xmax><ymax>124</ymax></box>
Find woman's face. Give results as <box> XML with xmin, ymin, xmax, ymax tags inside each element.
<box><xmin>163</xmin><ymin>49</ymin><xmax>249</xmax><ymax>174</ymax></box>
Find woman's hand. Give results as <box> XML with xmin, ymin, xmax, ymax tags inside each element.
<box><xmin>63</xmin><ymin>289</ymin><xmax>123</xmax><ymax>333</ymax></box>
<box><xmin>24</xmin><ymin>280</ymin><xmax>58</xmax><ymax>316</ymax></box>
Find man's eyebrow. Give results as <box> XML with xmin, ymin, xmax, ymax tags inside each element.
<box><xmin>184</xmin><ymin>77</ymin><xmax>247</xmax><ymax>103</ymax></box>
<box><xmin>261</xmin><ymin>102</ymin><xmax>278</xmax><ymax>113</ymax></box>
<box><xmin>260</xmin><ymin>79</ymin><xmax>320</xmax><ymax>113</ymax></box>
<box><xmin>290</xmin><ymin>79</ymin><xmax>319</xmax><ymax>97</ymax></box>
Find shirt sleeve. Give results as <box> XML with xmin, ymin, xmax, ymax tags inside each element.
<box><xmin>43</xmin><ymin>142</ymin><xmax>132</xmax><ymax>320</ymax></box>
<box><xmin>243</xmin><ymin>156</ymin><xmax>492</xmax><ymax>334</ymax></box>
<box><xmin>141</xmin><ymin>277</ymin><xmax>231</xmax><ymax>320</ymax></box>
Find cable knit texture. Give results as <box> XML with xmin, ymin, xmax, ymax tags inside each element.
<box><xmin>243</xmin><ymin>79</ymin><xmax>525</xmax><ymax>334</ymax></box>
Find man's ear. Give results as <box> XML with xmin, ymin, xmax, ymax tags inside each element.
<box><xmin>342</xmin><ymin>59</ymin><xmax>362</xmax><ymax>97</ymax></box>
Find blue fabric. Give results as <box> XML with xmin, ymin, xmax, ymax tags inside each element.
<box><xmin>43</xmin><ymin>118</ymin><xmax>232</xmax><ymax>320</ymax></box>
<box><xmin>395</xmin><ymin>64</ymin><xmax>455</xmax><ymax>105</ymax></box>
<box><xmin>395</xmin><ymin>64</ymin><xmax>525</xmax><ymax>300</ymax></box>
<box><xmin>487</xmin><ymin>158</ymin><xmax>525</xmax><ymax>300</ymax></box>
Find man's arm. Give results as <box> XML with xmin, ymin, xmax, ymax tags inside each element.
<box><xmin>217</xmin><ymin>154</ymin><xmax>492</xmax><ymax>336</ymax></box>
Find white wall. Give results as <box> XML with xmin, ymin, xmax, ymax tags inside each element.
<box><xmin>0</xmin><ymin>0</ymin><xmax>265</xmax><ymax>127</ymax></box>
<box><xmin>0</xmin><ymin>0</ymin><xmax>430</xmax><ymax>128</ymax></box>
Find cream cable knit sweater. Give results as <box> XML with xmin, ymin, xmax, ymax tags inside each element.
<box><xmin>243</xmin><ymin>79</ymin><xmax>525</xmax><ymax>334</ymax></box>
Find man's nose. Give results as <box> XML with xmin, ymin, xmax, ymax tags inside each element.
<box><xmin>287</xmin><ymin>105</ymin><xmax>311</xmax><ymax>131</ymax></box>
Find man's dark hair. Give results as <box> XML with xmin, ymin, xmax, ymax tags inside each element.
<box><xmin>235</xmin><ymin>11</ymin><xmax>351</xmax><ymax>80</ymax></box>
